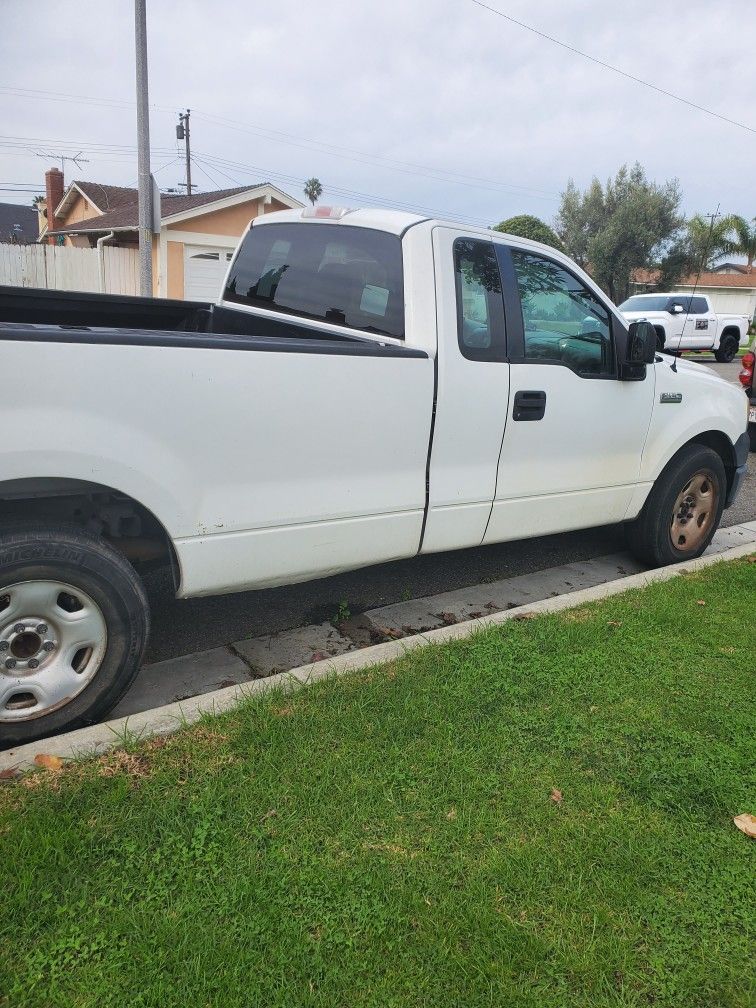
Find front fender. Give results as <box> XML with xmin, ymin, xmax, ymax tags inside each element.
<box><xmin>640</xmin><ymin>359</ymin><xmax>747</xmax><ymax>485</ymax></box>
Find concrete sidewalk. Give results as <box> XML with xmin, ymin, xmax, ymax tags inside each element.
<box><xmin>2</xmin><ymin>531</ymin><xmax>753</xmax><ymax>772</ymax></box>
<box><xmin>109</xmin><ymin>520</ymin><xmax>756</xmax><ymax>719</ymax></box>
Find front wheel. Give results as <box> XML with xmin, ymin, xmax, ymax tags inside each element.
<box><xmin>714</xmin><ymin>336</ymin><xmax>739</xmax><ymax>363</ymax></box>
<box><xmin>0</xmin><ymin>524</ymin><xmax>149</xmax><ymax>748</ymax></box>
<box><xmin>626</xmin><ymin>445</ymin><xmax>726</xmax><ymax>567</ymax></box>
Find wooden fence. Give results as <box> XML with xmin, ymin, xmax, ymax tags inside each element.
<box><xmin>0</xmin><ymin>243</ymin><xmax>139</xmax><ymax>295</ymax></box>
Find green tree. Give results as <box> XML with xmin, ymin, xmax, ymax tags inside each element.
<box><xmin>493</xmin><ymin>214</ymin><xmax>563</xmax><ymax>251</ymax></box>
<box><xmin>303</xmin><ymin>177</ymin><xmax>323</xmax><ymax>206</ymax></box>
<box><xmin>555</xmin><ymin>163</ymin><xmax>683</xmax><ymax>302</ymax></box>
<box><xmin>685</xmin><ymin>214</ymin><xmax>735</xmax><ymax>271</ymax></box>
<box><xmin>724</xmin><ymin>214</ymin><xmax>756</xmax><ymax>271</ymax></box>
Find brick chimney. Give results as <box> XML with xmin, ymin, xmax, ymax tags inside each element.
<box><xmin>44</xmin><ymin>167</ymin><xmax>65</xmax><ymax>243</ymax></box>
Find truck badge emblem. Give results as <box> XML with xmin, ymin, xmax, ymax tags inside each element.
<box><xmin>660</xmin><ymin>393</ymin><xmax>683</xmax><ymax>403</ymax></box>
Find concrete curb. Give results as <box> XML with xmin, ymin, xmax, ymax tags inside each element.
<box><xmin>2</xmin><ymin>539</ymin><xmax>753</xmax><ymax>772</ymax></box>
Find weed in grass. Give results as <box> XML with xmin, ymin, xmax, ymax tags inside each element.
<box><xmin>332</xmin><ymin>599</ymin><xmax>352</xmax><ymax>625</ymax></box>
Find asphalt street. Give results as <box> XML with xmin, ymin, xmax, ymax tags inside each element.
<box><xmin>143</xmin><ymin>353</ymin><xmax>754</xmax><ymax>664</ymax></box>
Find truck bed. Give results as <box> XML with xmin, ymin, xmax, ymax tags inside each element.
<box><xmin>0</xmin><ymin>286</ymin><xmax>376</xmax><ymax>345</ymax></box>
<box><xmin>0</xmin><ymin>285</ymin><xmax>208</xmax><ymax>332</ymax></box>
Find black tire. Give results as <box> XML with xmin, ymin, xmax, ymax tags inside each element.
<box><xmin>626</xmin><ymin>445</ymin><xmax>726</xmax><ymax>567</ymax></box>
<box><xmin>749</xmin><ymin>424</ymin><xmax>756</xmax><ymax>453</ymax></box>
<box><xmin>0</xmin><ymin>524</ymin><xmax>149</xmax><ymax>748</ymax></box>
<box><xmin>714</xmin><ymin>335</ymin><xmax>739</xmax><ymax>363</ymax></box>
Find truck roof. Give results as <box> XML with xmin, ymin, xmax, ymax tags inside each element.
<box><xmin>626</xmin><ymin>292</ymin><xmax>707</xmax><ymax>299</ymax></box>
<box><xmin>253</xmin><ymin>207</ymin><xmax>430</xmax><ymax>236</ymax></box>
<box><xmin>252</xmin><ymin>206</ymin><xmax>540</xmax><ymax>242</ymax></box>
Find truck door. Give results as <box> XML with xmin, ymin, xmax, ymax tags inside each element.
<box><xmin>484</xmin><ymin>245</ymin><xmax>655</xmax><ymax>544</ymax></box>
<box><xmin>684</xmin><ymin>295</ymin><xmax>717</xmax><ymax>349</ymax></box>
<box><xmin>421</xmin><ymin>228</ymin><xmax>510</xmax><ymax>553</ymax></box>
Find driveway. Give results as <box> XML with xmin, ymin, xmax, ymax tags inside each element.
<box><xmin>143</xmin><ymin>350</ymin><xmax>753</xmax><ymax>664</ymax></box>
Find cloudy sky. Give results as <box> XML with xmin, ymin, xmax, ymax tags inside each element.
<box><xmin>2</xmin><ymin>0</ymin><xmax>754</xmax><ymax>227</ymax></box>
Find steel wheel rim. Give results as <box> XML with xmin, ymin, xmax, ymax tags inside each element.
<box><xmin>670</xmin><ymin>469</ymin><xmax>718</xmax><ymax>553</ymax></box>
<box><xmin>0</xmin><ymin>581</ymin><xmax>107</xmax><ymax>722</ymax></box>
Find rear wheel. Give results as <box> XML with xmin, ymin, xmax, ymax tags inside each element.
<box><xmin>0</xmin><ymin>524</ymin><xmax>149</xmax><ymax>748</ymax></box>
<box><xmin>714</xmin><ymin>335</ymin><xmax>739</xmax><ymax>363</ymax></box>
<box><xmin>627</xmin><ymin>445</ymin><xmax>726</xmax><ymax>567</ymax></box>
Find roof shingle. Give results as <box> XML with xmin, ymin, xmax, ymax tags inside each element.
<box><xmin>633</xmin><ymin>267</ymin><xmax>756</xmax><ymax>289</ymax></box>
<box><xmin>54</xmin><ymin>183</ymin><xmax>266</xmax><ymax>234</ymax></box>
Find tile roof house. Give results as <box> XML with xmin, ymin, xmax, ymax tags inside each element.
<box><xmin>631</xmin><ymin>267</ymin><xmax>756</xmax><ymax>324</ymax></box>
<box><xmin>40</xmin><ymin>169</ymin><xmax>303</xmax><ymax>299</ymax></box>
<box><xmin>0</xmin><ymin>202</ymin><xmax>39</xmax><ymax>244</ymax></box>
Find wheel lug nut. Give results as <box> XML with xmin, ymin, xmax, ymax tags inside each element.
<box><xmin>13</xmin><ymin>624</ymin><xmax>25</xmax><ymax>634</ymax></box>
<box><xmin>43</xmin><ymin>640</ymin><xmax>56</xmax><ymax>652</ymax></box>
<box><xmin>0</xmin><ymin>641</ymin><xmax>7</xmax><ymax>652</ymax></box>
<box><xmin>5</xmin><ymin>658</ymin><xmax>17</xmax><ymax>670</ymax></box>
<box><xmin>28</xmin><ymin>658</ymin><xmax>40</xmax><ymax>669</ymax></box>
<box><xmin>36</xmin><ymin>623</ymin><xmax>48</xmax><ymax>634</ymax></box>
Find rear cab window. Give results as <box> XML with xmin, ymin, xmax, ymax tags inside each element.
<box><xmin>223</xmin><ymin>222</ymin><xmax>405</xmax><ymax>340</ymax></box>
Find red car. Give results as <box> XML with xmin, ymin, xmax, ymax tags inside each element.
<box><xmin>739</xmin><ymin>337</ymin><xmax>756</xmax><ymax>451</ymax></box>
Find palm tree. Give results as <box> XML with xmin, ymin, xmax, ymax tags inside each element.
<box><xmin>724</xmin><ymin>215</ymin><xmax>756</xmax><ymax>272</ymax></box>
<box><xmin>686</xmin><ymin>214</ymin><xmax>735</xmax><ymax>271</ymax></box>
<box><xmin>303</xmin><ymin>177</ymin><xmax>323</xmax><ymax>206</ymax></box>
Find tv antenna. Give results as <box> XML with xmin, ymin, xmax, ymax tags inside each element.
<box><xmin>34</xmin><ymin>150</ymin><xmax>91</xmax><ymax>172</ymax></box>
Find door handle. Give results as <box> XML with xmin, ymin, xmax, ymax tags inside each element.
<box><xmin>513</xmin><ymin>390</ymin><xmax>546</xmax><ymax>421</ymax></box>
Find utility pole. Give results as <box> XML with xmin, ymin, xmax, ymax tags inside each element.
<box><xmin>134</xmin><ymin>0</ymin><xmax>153</xmax><ymax>296</ymax></box>
<box><xmin>176</xmin><ymin>110</ymin><xmax>192</xmax><ymax>195</ymax></box>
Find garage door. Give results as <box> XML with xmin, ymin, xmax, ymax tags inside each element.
<box><xmin>184</xmin><ymin>245</ymin><xmax>234</xmax><ymax>302</ymax></box>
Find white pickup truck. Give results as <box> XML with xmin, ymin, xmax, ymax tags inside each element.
<box><xmin>0</xmin><ymin>207</ymin><xmax>749</xmax><ymax>744</ymax></box>
<box><xmin>619</xmin><ymin>292</ymin><xmax>749</xmax><ymax>362</ymax></box>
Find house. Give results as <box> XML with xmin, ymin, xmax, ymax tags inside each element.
<box><xmin>39</xmin><ymin>168</ymin><xmax>302</xmax><ymax>299</ymax></box>
<box><xmin>632</xmin><ymin>268</ymin><xmax>756</xmax><ymax>324</ymax></box>
<box><xmin>0</xmin><ymin>202</ymin><xmax>39</xmax><ymax>244</ymax></box>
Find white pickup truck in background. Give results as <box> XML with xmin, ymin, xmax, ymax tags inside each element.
<box><xmin>0</xmin><ymin>207</ymin><xmax>750</xmax><ymax>744</ymax></box>
<box><xmin>619</xmin><ymin>292</ymin><xmax>749</xmax><ymax>362</ymax></box>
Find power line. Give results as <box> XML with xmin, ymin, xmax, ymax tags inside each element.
<box><xmin>193</xmin><ymin>151</ymin><xmax>494</xmax><ymax>226</ymax></box>
<box><xmin>192</xmin><ymin>110</ymin><xmax>557</xmax><ymax>199</ymax></box>
<box><xmin>0</xmin><ymin>88</ymin><xmax>558</xmax><ymax>199</ymax></box>
<box><xmin>468</xmin><ymin>0</ymin><xmax>756</xmax><ymax>135</ymax></box>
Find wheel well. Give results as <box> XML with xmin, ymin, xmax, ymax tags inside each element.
<box><xmin>0</xmin><ymin>478</ymin><xmax>178</xmax><ymax>582</ymax></box>
<box><xmin>720</xmin><ymin>327</ymin><xmax>740</xmax><ymax>344</ymax></box>
<box><xmin>685</xmin><ymin>431</ymin><xmax>736</xmax><ymax>492</ymax></box>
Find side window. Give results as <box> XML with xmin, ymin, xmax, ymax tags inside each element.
<box><xmin>453</xmin><ymin>238</ymin><xmax>506</xmax><ymax>361</ymax></box>
<box><xmin>223</xmin><ymin>223</ymin><xmax>405</xmax><ymax>339</ymax></box>
<box><xmin>690</xmin><ymin>296</ymin><xmax>708</xmax><ymax>314</ymax></box>
<box><xmin>668</xmin><ymin>296</ymin><xmax>690</xmax><ymax>313</ymax></box>
<box><xmin>510</xmin><ymin>249</ymin><xmax>614</xmax><ymax>376</ymax></box>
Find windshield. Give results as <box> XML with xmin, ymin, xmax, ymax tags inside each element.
<box><xmin>618</xmin><ymin>296</ymin><xmax>670</xmax><ymax>312</ymax></box>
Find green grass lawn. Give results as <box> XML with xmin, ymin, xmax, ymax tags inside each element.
<box><xmin>1</xmin><ymin>558</ymin><xmax>754</xmax><ymax>1008</ymax></box>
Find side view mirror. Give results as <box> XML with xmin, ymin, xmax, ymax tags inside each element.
<box><xmin>627</xmin><ymin>320</ymin><xmax>657</xmax><ymax>365</ymax></box>
<box><xmin>671</xmin><ymin>304</ymin><xmax>684</xmax><ymax>314</ymax></box>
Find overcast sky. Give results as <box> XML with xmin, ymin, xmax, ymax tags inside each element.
<box><xmin>1</xmin><ymin>0</ymin><xmax>754</xmax><ymax>228</ymax></box>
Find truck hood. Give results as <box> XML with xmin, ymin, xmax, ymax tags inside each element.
<box><xmin>621</xmin><ymin>309</ymin><xmax>668</xmax><ymax>322</ymax></box>
<box><xmin>655</xmin><ymin>354</ymin><xmax>717</xmax><ymax>379</ymax></box>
